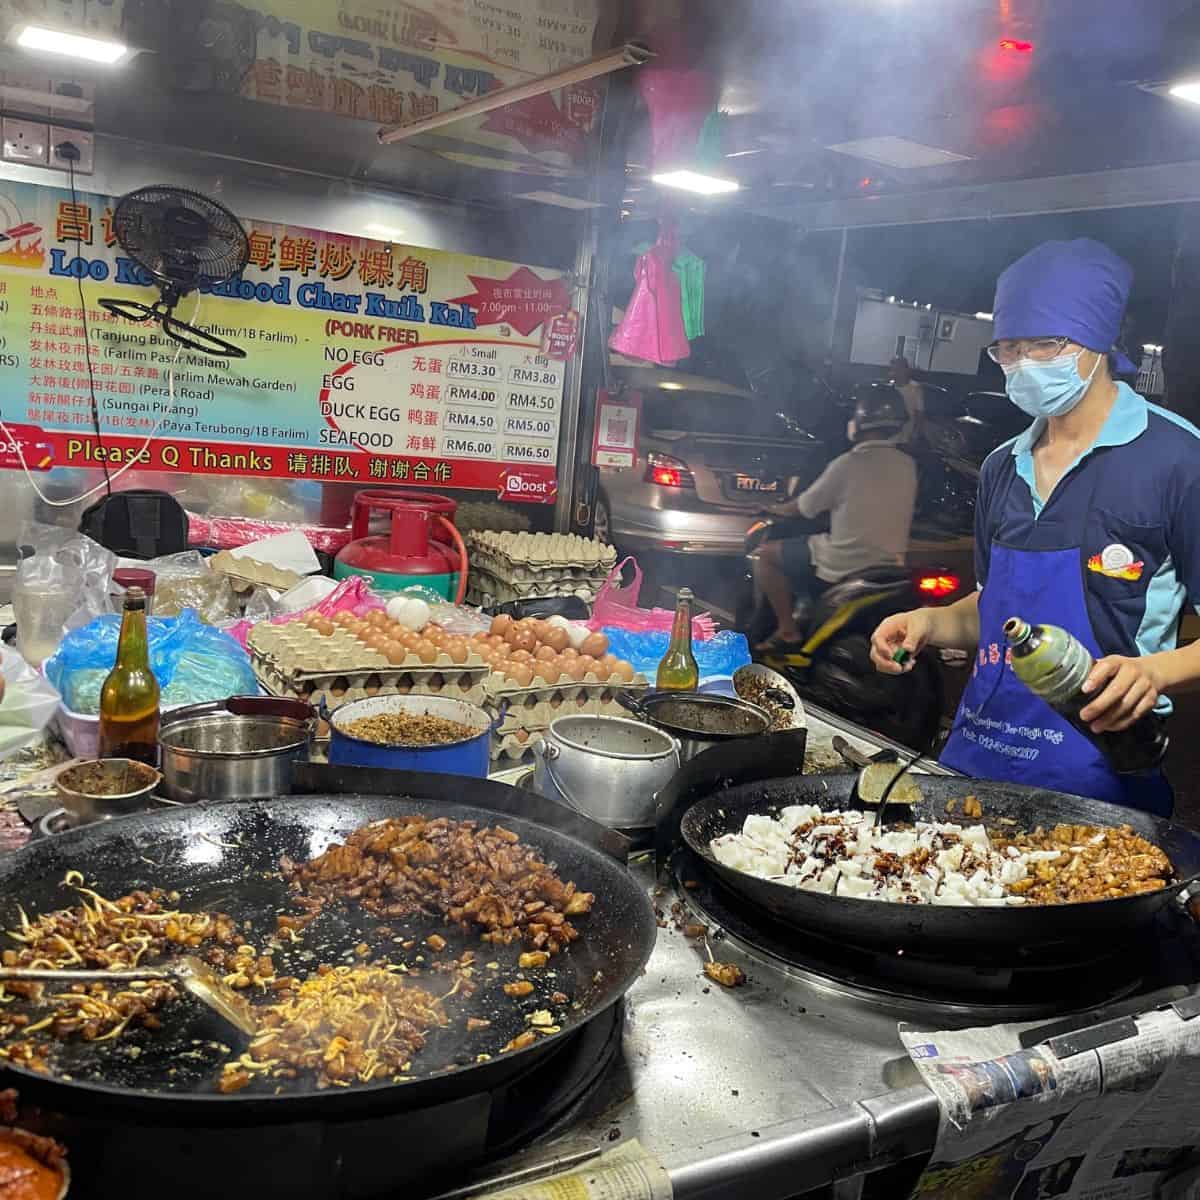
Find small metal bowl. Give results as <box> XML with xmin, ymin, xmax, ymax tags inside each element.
<box><xmin>55</xmin><ymin>758</ymin><xmax>162</xmax><ymax>823</ymax></box>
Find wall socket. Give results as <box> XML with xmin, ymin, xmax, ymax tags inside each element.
<box><xmin>49</xmin><ymin>127</ymin><xmax>93</xmax><ymax>174</ymax></box>
<box><xmin>2</xmin><ymin>118</ymin><xmax>49</xmax><ymax>166</ymax></box>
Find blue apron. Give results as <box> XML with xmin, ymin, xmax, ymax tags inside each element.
<box><xmin>940</xmin><ymin>480</ymin><xmax>1173</xmax><ymax>817</ymax></box>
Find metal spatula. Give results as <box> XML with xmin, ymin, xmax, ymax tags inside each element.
<box><xmin>0</xmin><ymin>956</ymin><xmax>257</xmax><ymax>1037</ymax></box>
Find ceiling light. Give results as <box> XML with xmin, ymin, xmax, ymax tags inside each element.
<box><xmin>724</xmin><ymin>148</ymin><xmax>764</xmax><ymax>159</ymax></box>
<box><xmin>15</xmin><ymin>24</ymin><xmax>130</xmax><ymax>64</ymax></box>
<box><xmin>975</xmin><ymin>312</ymin><xmax>994</xmax><ymax>321</ymax></box>
<box><xmin>659</xmin><ymin>382</ymin><xmax>683</xmax><ymax>390</ymax></box>
<box><xmin>1168</xmin><ymin>80</ymin><xmax>1200</xmax><ymax>104</ymax></box>
<box><xmin>650</xmin><ymin>170</ymin><xmax>740</xmax><ymax>196</ymax></box>
<box><xmin>364</xmin><ymin>223</ymin><xmax>405</xmax><ymax>241</ymax></box>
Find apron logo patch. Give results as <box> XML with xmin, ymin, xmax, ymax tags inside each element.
<box><xmin>1088</xmin><ymin>543</ymin><xmax>1144</xmax><ymax>581</ymax></box>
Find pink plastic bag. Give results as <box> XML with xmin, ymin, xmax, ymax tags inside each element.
<box><xmin>588</xmin><ymin>557</ymin><xmax>715</xmax><ymax>640</ymax></box>
<box><xmin>608</xmin><ymin>228</ymin><xmax>690</xmax><ymax>367</ymax></box>
<box><xmin>224</xmin><ymin>576</ymin><xmax>383</xmax><ymax>648</ymax></box>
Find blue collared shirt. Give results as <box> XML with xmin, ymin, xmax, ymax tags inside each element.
<box><xmin>976</xmin><ymin>383</ymin><xmax>1200</xmax><ymax>705</ymax></box>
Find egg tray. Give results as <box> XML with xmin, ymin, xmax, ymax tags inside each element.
<box><xmin>487</xmin><ymin>670</ymin><xmax>646</xmax><ymax>702</ymax></box>
<box><xmin>467</xmin><ymin>550</ymin><xmax>613</xmax><ymax>585</ymax></box>
<box><xmin>491</xmin><ymin>733</ymin><xmax>538</xmax><ymax>763</ymax></box>
<box><xmin>467</xmin><ymin>572</ymin><xmax>601</xmax><ymax>607</ymax></box>
<box><xmin>247</xmin><ymin>622</ymin><xmax>489</xmax><ymax>678</ymax></box>
<box><xmin>252</xmin><ymin>659</ymin><xmax>491</xmax><ymax>707</ymax></box>
<box><xmin>493</xmin><ymin>693</ymin><xmax>639</xmax><ymax>737</ymax></box>
<box><xmin>466</xmin><ymin>532</ymin><xmax>616</xmax><ymax>576</ymax></box>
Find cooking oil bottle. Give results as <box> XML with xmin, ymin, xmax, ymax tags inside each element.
<box><xmin>1003</xmin><ymin>617</ymin><xmax>1167</xmax><ymax>773</ymax></box>
<box><xmin>656</xmin><ymin>588</ymin><xmax>699</xmax><ymax>692</ymax></box>
<box><xmin>98</xmin><ymin>586</ymin><xmax>160</xmax><ymax>766</ymax></box>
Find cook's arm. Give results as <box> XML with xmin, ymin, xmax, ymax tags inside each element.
<box><xmin>870</xmin><ymin>592</ymin><xmax>979</xmax><ymax>675</ymax></box>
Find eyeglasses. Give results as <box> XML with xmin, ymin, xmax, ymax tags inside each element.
<box><xmin>986</xmin><ymin>337</ymin><xmax>1072</xmax><ymax>366</ymax></box>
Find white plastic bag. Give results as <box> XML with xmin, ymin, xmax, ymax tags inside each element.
<box><xmin>0</xmin><ymin>646</ymin><xmax>61</xmax><ymax>760</ymax></box>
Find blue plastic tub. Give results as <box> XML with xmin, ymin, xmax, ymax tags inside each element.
<box><xmin>325</xmin><ymin>694</ymin><xmax>496</xmax><ymax>778</ymax></box>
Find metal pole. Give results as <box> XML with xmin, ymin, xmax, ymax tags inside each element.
<box><xmin>554</xmin><ymin>220</ymin><xmax>596</xmax><ymax>532</ymax></box>
<box><xmin>828</xmin><ymin>226</ymin><xmax>848</xmax><ymax>359</ymax></box>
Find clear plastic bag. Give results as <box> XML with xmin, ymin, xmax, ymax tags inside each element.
<box><xmin>588</xmin><ymin>557</ymin><xmax>717</xmax><ymax>640</ymax></box>
<box><xmin>0</xmin><ymin>646</ymin><xmax>61</xmax><ymax>759</ymax></box>
<box><xmin>140</xmin><ymin>550</ymin><xmax>240</xmax><ymax>623</ymax></box>
<box><xmin>44</xmin><ymin>608</ymin><xmax>258</xmax><ymax>716</ymax></box>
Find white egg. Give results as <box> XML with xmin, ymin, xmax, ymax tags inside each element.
<box><xmin>564</xmin><ymin>622</ymin><xmax>590</xmax><ymax>649</ymax></box>
<box><xmin>386</xmin><ymin>596</ymin><xmax>431</xmax><ymax>631</ymax></box>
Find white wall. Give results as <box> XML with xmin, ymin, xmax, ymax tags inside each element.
<box><xmin>850</xmin><ymin>295</ymin><xmax>993</xmax><ymax>375</ymax></box>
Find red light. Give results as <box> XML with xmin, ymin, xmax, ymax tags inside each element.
<box><xmin>644</xmin><ymin>452</ymin><xmax>694</xmax><ymax>489</ymax></box>
<box><xmin>917</xmin><ymin>573</ymin><xmax>961</xmax><ymax>599</ymax></box>
<box><xmin>651</xmin><ymin>466</ymin><xmax>683</xmax><ymax>487</ymax></box>
<box><xmin>858</xmin><ymin>176</ymin><xmax>874</xmax><ymax>189</ymax></box>
<box><xmin>999</xmin><ymin>38</ymin><xmax>1033</xmax><ymax>52</ymax></box>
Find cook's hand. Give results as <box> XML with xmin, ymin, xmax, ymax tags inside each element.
<box><xmin>1080</xmin><ymin>656</ymin><xmax>1161</xmax><ymax>732</ymax></box>
<box><xmin>870</xmin><ymin>610</ymin><xmax>933</xmax><ymax>675</ymax></box>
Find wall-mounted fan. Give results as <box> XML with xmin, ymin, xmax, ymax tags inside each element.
<box><xmin>98</xmin><ymin>185</ymin><xmax>250</xmax><ymax>358</ymax></box>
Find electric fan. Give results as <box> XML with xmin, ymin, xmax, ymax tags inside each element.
<box><xmin>98</xmin><ymin>184</ymin><xmax>251</xmax><ymax>358</ymax></box>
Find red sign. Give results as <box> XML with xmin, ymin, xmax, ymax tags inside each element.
<box><xmin>591</xmin><ymin>389</ymin><xmax>641</xmax><ymax>470</ymax></box>
<box><xmin>0</xmin><ymin>422</ymin><xmax>54</xmax><ymax>471</ymax></box>
<box><xmin>450</xmin><ymin>267</ymin><xmax>571</xmax><ymax>336</ymax></box>
<box><xmin>541</xmin><ymin>309</ymin><xmax>579</xmax><ymax>361</ymax></box>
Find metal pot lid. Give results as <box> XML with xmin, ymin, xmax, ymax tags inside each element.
<box><xmin>639</xmin><ymin>692</ymin><xmax>769</xmax><ymax>740</ymax></box>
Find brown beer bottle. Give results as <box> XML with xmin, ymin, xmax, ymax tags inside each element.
<box><xmin>656</xmin><ymin>588</ymin><xmax>699</xmax><ymax>691</ymax></box>
<box><xmin>98</xmin><ymin>587</ymin><xmax>160</xmax><ymax>766</ymax></box>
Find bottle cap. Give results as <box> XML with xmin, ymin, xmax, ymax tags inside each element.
<box><xmin>892</xmin><ymin>647</ymin><xmax>911</xmax><ymax>666</ymax></box>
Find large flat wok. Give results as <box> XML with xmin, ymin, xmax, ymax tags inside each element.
<box><xmin>680</xmin><ymin>773</ymin><xmax>1200</xmax><ymax>955</ymax></box>
<box><xmin>0</xmin><ymin>792</ymin><xmax>657</xmax><ymax>1120</ymax></box>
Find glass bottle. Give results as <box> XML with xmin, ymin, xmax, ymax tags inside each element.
<box><xmin>1004</xmin><ymin>616</ymin><xmax>1168</xmax><ymax>774</ymax></box>
<box><xmin>98</xmin><ymin>587</ymin><xmax>160</xmax><ymax>766</ymax></box>
<box><xmin>656</xmin><ymin>588</ymin><xmax>699</xmax><ymax>692</ymax></box>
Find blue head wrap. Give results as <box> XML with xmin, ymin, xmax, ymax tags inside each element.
<box><xmin>993</xmin><ymin>238</ymin><xmax>1136</xmax><ymax>374</ymax></box>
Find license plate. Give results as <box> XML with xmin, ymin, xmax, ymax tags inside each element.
<box><xmin>733</xmin><ymin>475</ymin><xmax>781</xmax><ymax>493</ymax></box>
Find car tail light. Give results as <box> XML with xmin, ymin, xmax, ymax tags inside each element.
<box><xmin>644</xmin><ymin>451</ymin><xmax>694</xmax><ymax>489</ymax></box>
<box><xmin>915</xmin><ymin>572</ymin><xmax>961</xmax><ymax>600</ymax></box>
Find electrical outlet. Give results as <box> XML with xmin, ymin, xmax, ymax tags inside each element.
<box><xmin>49</xmin><ymin>127</ymin><xmax>93</xmax><ymax>173</ymax></box>
<box><xmin>2</xmin><ymin>118</ymin><xmax>49</xmax><ymax>166</ymax></box>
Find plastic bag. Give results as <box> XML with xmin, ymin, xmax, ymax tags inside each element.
<box><xmin>608</xmin><ymin>226</ymin><xmax>690</xmax><ymax>367</ymax></box>
<box><xmin>187</xmin><ymin>511</ymin><xmax>355</xmax><ymax>556</ymax></box>
<box><xmin>600</xmin><ymin>627</ymin><xmax>750</xmax><ymax>682</ymax></box>
<box><xmin>588</xmin><ymin>558</ymin><xmax>716</xmax><ymax>640</ymax></box>
<box><xmin>133</xmin><ymin>550</ymin><xmax>239</xmax><ymax>624</ymax></box>
<box><xmin>223</xmin><ymin>576</ymin><xmax>383</xmax><ymax>649</ymax></box>
<box><xmin>0</xmin><ymin>647</ymin><xmax>61</xmax><ymax>760</ymax></box>
<box><xmin>44</xmin><ymin>608</ymin><xmax>258</xmax><ymax>716</ymax></box>
<box><xmin>17</xmin><ymin>521</ymin><xmax>115</xmax><ymax>625</ymax></box>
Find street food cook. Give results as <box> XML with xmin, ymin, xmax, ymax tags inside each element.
<box><xmin>873</xmin><ymin>238</ymin><xmax>1200</xmax><ymax>817</ymax></box>
<box><xmin>711</xmin><ymin>805</ymin><xmax>1173</xmax><ymax>906</ymax></box>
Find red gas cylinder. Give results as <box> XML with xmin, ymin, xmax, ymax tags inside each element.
<box><xmin>333</xmin><ymin>491</ymin><xmax>468</xmax><ymax>601</ymax></box>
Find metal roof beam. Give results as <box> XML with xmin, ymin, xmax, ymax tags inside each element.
<box><xmin>759</xmin><ymin>160</ymin><xmax>1200</xmax><ymax>231</ymax></box>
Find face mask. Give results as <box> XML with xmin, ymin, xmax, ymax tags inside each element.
<box><xmin>1003</xmin><ymin>350</ymin><xmax>1102</xmax><ymax>419</ymax></box>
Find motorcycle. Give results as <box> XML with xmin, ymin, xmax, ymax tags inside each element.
<box><xmin>737</xmin><ymin>515</ymin><xmax>957</xmax><ymax>752</ymax></box>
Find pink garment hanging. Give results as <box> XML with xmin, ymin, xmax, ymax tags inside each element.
<box><xmin>608</xmin><ymin>229</ymin><xmax>690</xmax><ymax>366</ymax></box>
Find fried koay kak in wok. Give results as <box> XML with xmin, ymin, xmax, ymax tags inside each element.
<box><xmin>0</xmin><ymin>796</ymin><xmax>653</xmax><ymax>1107</ymax></box>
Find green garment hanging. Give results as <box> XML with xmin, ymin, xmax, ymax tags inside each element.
<box><xmin>672</xmin><ymin>250</ymin><xmax>706</xmax><ymax>340</ymax></box>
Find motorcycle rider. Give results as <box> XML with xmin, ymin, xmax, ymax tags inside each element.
<box><xmin>754</xmin><ymin>384</ymin><xmax>918</xmax><ymax>650</ymax></box>
<box><xmin>889</xmin><ymin>356</ymin><xmax>926</xmax><ymax>444</ymax></box>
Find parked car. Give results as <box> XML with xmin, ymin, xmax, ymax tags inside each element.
<box><xmin>595</xmin><ymin>368</ymin><xmax>830</xmax><ymax>560</ymax></box>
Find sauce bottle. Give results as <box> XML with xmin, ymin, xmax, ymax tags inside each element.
<box><xmin>1003</xmin><ymin>617</ymin><xmax>1167</xmax><ymax>774</ymax></box>
<box><xmin>656</xmin><ymin>588</ymin><xmax>699</xmax><ymax>692</ymax></box>
<box><xmin>98</xmin><ymin>586</ymin><xmax>160</xmax><ymax>766</ymax></box>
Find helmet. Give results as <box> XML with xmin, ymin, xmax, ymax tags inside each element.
<box><xmin>851</xmin><ymin>382</ymin><xmax>907</xmax><ymax>437</ymax></box>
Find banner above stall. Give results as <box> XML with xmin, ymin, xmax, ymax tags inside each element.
<box><xmin>0</xmin><ymin>179</ymin><xmax>573</xmax><ymax>503</ymax></box>
<box><xmin>235</xmin><ymin>0</ymin><xmax>605</xmax><ymax>176</ymax></box>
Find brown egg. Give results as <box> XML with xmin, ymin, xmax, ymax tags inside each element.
<box><xmin>491</xmin><ymin>614</ymin><xmax>514</xmax><ymax>637</ymax></box>
<box><xmin>471</xmin><ymin>631</ymin><xmax>490</xmax><ymax>644</ymax></box>
<box><xmin>580</xmin><ymin>632</ymin><xmax>609</xmax><ymax>659</ymax></box>
<box><xmin>508</xmin><ymin>664</ymin><xmax>534</xmax><ymax>687</ymax></box>
<box><xmin>446</xmin><ymin>639</ymin><xmax>468</xmax><ymax>664</ymax></box>
<box><xmin>563</xmin><ymin>657</ymin><xmax>586</xmax><ymax>681</ymax></box>
<box><xmin>308</xmin><ymin>618</ymin><xmax>331</xmax><ymax>637</ymax></box>
<box><xmin>614</xmin><ymin>660</ymin><xmax>635</xmax><ymax>682</ymax></box>
<box><xmin>535</xmin><ymin>661</ymin><xmax>561</xmax><ymax>685</ymax></box>
<box><xmin>415</xmin><ymin>639</ymin><xmax>438</xmax><ymax>663</ymax></box>
<box><xmin>366</xmin><ymin>610</ymin><xmax>389</xmax><ymax>628</ymax></box>
<box><xmin>534</xmin><ymin>644</ymin><xmax>557</xmax><ymax>662</ymax></box>
<box><xmin>543</xmin><ymin>627</ymin><xmax>569</xmax><ymax>653</ymax></box>
<box><xmin>425</xmin><ymin>623</ymin><xmax>444</xmax><ymax>638</ymax></box>
<box><xmin>559</xmin><ymin>645</ymin><xmax>578</xmax><ymax>659</ymax></box>
<box><xmin>530</xmin><ymin>619</ymin><xmax>549</xmax><ymax>641</ymax></box>
<box><xmin>577</xmin><ymin>655</ymin><xmax>598</xmax><ymax>678</ymax></box>
<box><xmin>512</xmin><ymin>629</ymin><xmax>537</xmax><ymax>653</ymax></box>
<box><xmin>332</xmin><ymin>611</ymin><xmax>352</xmax><ymax>626</ymax></box>
<box><xmin>510</xmin><ymin>648</ymin><xmax>533</xmax><ymax>663</ymax></box>
<box><xmin>384</xmin><ymin>644</ymin><xmax>408</xmax><ymax>665</ymax></box>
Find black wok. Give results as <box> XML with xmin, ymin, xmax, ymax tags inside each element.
<box><xmin>681</xmin><ymin>773</ymin><xmax>1200</xmax><ymax>955</ymax></box>
<box><xmin>0</xmin><ymin>792</ymin><xmax>657</xmax><ymax>1120</ymax></box>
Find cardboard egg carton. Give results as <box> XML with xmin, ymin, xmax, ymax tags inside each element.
<box><xmin>486</xmin><ymin>670</ymin><xmax>647</xmax><ymax>704</ymax></box>
<box><xmin>494</xmin><ymin>694</ymin><xmax>638</xmax><ymax>736</ymax></box>
<box><xmin>253</xmin><ymin>661</ymin><xmax>491</xmax><ymax>706</ymax></box>
<box><xmin>248</xmin><ymin>621</ymin><xmax>488</xmax><ymax>677</ymax></box>
<box><xmin>466</xmin><ymin>531</ymin><xmax>617</xmax><ymax>578</ymax></box>
<box><xmin>491</xmin><ymin>732</ymin><xmax>537</xmax><ymax>763</ymax></box>
<box><xmin>467</xmin><ymin>571</ymin><xmax>601</xmax><ymax>607</ymax></box>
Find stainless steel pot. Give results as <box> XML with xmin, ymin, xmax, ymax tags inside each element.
<box><xmin>532</xmin><ymin>715</ymin><xmax>680</xmax><ymax>828</ymax></box>
<box><xmin>158</xmin><ymin>696</ymin><xmax>314</xmax><ymax>803</ymax></box>
<box><xmin>616</xmin><ymin>690</ymin><xmax>771</xmax><ymax>762</ymax></box>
